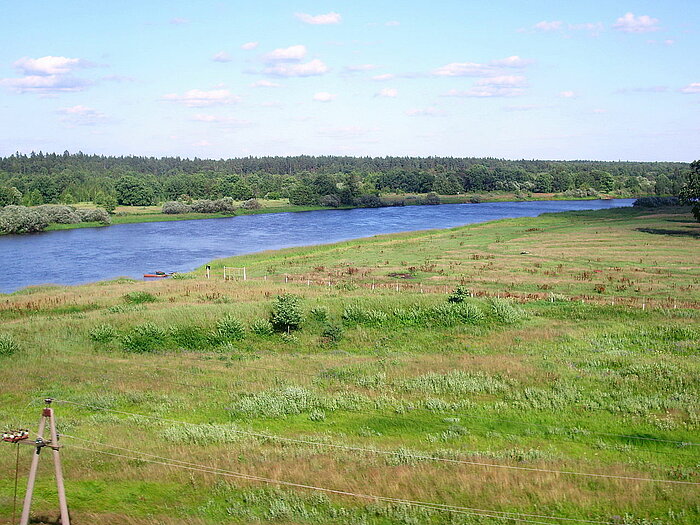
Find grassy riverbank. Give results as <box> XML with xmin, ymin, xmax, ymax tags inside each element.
<box><xmin>0</xmin><ymin>207</ymin><xmax>698</xmax><ymax>524</ymax></box>
<box><xmin>42</xmin><ymin>192</ymin><xmax>626</xmax><ymax>232</ymax></box>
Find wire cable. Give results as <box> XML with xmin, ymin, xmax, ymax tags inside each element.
<box><xmin>64</xmin><ymin>439</ymin><xmax>614</xmax><ymax>525</ymax></box>
<box><xmin>55</xmin><ymin>400</ymin><xmax>699</xmax><ymax>485</ymax></box>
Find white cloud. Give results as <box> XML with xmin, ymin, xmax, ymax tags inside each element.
<box><xmin>613</xmin><ymin>13</ymin><xmax>659</xmax><ymax>33</ymax></box>
<box><xmin>432</xmin><ymin>56</ymin><xmax>531</xmax><ymax>77</ymax></box>
<box><xmin>212</xmin><ymin>51</ymin><xmax>232</xmax><ymax>63</ymax></box>
<box><xmin>191</xmin><ymin>114</ymin><xmax>252</xmax><ymax>126</ymax></box>
<box><xmin>313</xmin><ymin>91</ymin><xmax>336</xmax><ymax>102</ymax></box>
<box><xmin>385</xmin><ymin>21</ymin><xmax>400</xmax><ymax>27</ymax></box>
<box><xmin>476</xmin><ymin>75</ymin><xmax>527</xmax><ymax>87</ymax></box>
<box><xmin>680</xmin><ymin>82</ymin><xmax>700</xmax><ymax>94</ymax></box>
<box><xmin>169</xmin><ymin>17</ymin><xmax>189</xmax><ymax>25</ymax></box>
<box><xmin>162</xmin><ymin>89</ymin><xmax>240</xmax><ymax>107</ymax></box>
<box><xmin>264</xmin><ymin>45</ymin><xmax>307</xmax><ymax>62</ymax></box>
<box><xmin>534</xmin><ymin>21</ymin><xmax>563</xmax><ymax>31</ymax></box>
<box><xmin>490</xmin><ymin>56</ymin><xmax>532</xmax><ymax>68</ymax></box>
<box><xmin>14</xmin><ymin>56</ymin><xmax>89</xmax><ymax>75</ymax></box>
<box><xmin>592</xmin><ymin>108</ymin><xmax>607</xmax><ymax>114</ymax></box>
<box><xmin>192</xmin><ymin>140</ymin><xmax>212</xmax><ymax>147</ymax></box>
<box><xmin>443</xmin><ymin>86</ymin><xmax>523</xmax><ymax>98</ymax></box>
<box><xmin>406</xmin><ymin>107</ymin><xmax>445</xmax><ymax>117</ymax></box>
<box><xmin>295</xmin><ymin>12</ymin><xmax>341</xmax><ymax>25</ymax></box>
<box><xmin>433</xmin><ymin>62</ymin><xmax>491</xmax><ymax>77</ymax></box>
<box><xmin>376</xmin><ymin>87</ymin><xmax>398</xmax><ymax>97</ymax></box>
<box><xmin>2</xmin><ymin>55</ymin><xmax>96</xmax><ymax>94</ymax></box>
<box><xmin>264</xmin><ymin>59</ymin><xmax>329</xmax><ymax>77</ymax></box>
<box><xmin>57</xmin><ymin>105</ymin><xmax>108</xmax><ymax>125</ymax></box>
<box><xmin>251</xmin><ymin>79</ymin><xmax>280</xmax><ymax>88</ymax></box>
<box><xmin>559</xmin><ymin>90</ymin><xmax>576</xmax><ymax>98</ymax></box>
<box><xmin>615</xmin><ymin>86</ymin><xmax>668</xmax><ymax>94</ymax></box>
<box><xmin>371</xmin><ymin>73</ymin><xmax>395</xmax><ymax>81</ymax></box>
<box><xmin>241</xmin><ymin>42</ymin><xmax>259</xmax><ymax>50</ymax></box>
<box><xmin>1</xmin><ymin>75</ymin><xmax>90</xmax><ymax>93</ymax></box>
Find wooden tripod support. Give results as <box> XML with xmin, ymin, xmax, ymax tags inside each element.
<box><xmin>19</xmin><ymin>398</ymin><xmax>70</xmax><ymax>525</ymax></box>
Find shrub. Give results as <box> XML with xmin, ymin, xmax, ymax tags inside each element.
<box><xmin>121</xmin><ymin>322</ymin><xmax>166</xmax><ymax>352</ymax></box>
<box><xmin>319</xmin><ymin>194</ymin><xmax>340</xmax><ymax>207</ymax></box>
<box><xmin>241</xmin><ymin>198</ymin><xmax>262</xmax><ymax>210</ymax></box>
<box><xmin>342</xmin><ymin>304</ymin><xmax>388</xmax><ymax>325</ymax></box>
<box><xmin>77</xmin><ymin>208</ymin><xmax>111</xmax><ymax>224</ymax></box>
<box><xmin>448</xmin><ymin>286</ymin><xmax>470</xmax><ymax>303</ymax></box>
<box><xmin>0</xmin><ymin>333</ymin><xmax>20</xmax><ymax>356</ymax></box>
<box><xmin>469</xmin><ymin>195</ymin><xmax>483</xmax><ymax>203</ymax></box>
<box><xmin>309</xmin><ymin>306</ymin><xmax>329</xmax><ymax>322</ymax></box>
<box><xmin>358</xmin><ymin>194</ymin><xmax>383</xmax><ymax>208</ymax></box>
<box><xmin>489</xmin><ymin>297</ymin><xmax>525</xmax><ymax>324</ymax></box>
<box><xmin>452</xmin><ymin>302</ymin><xmax>485</xmax><ymax>324</ymax></box>
<box><xmin>36</xmin><ymin>204</ymin><xmax>81</xmax><ymax>224</ymax></box>
<box><xmin>216</xmin><ymin>315</ymin><xmax>246</xmax><ymax>341</ymax></box>
<box><xmin>162</xmin><ymin>201</ymin><xmax>192</xmax><ymax>214</ymax></box>
<box><xmin>123</xmin><ymin>291</ymin><xmax>157</xmax><ymax>304</ymax></box>
<box><xmin>250</xmin><ymin>319</ymin><xmax>274</xmax><ymax>336</ymax></box>
<box><xmin>0</xmin><ymin>205</ymin><xmax>49</xmax><ymax>234</ymax></box>
<box><xmin>321</xmin><ymin>323</ymin><xmax>344</xmax><ymax>344</ymax></box>
<box><xmin>423</xmin><ymin>192</ymin><xmax>441</xmax><ymax>205</ymax></box>
<box><xmin>89</xmin><ymin>324</ymin><xmax>117</xmax><ymax>343</ymax></box>
<box><xmin>270</xmin><ymin>294</ymin><xmax>304</xmax><ymax>332</ymax></box>
<box><xmin>190</xmin><ymin>198</ymin><xmax>236</xmax><ymax>214</ymax></box>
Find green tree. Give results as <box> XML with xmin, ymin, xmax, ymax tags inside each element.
<box><xmin>288</xmin><ymin>182</ymin><xmax>318</xmax><ymax>205</ymax></box>
<box><xmin>0</xmin><ymin>185</ymin><xmax>22</xmax><ymax>207</ymax></box>
<box><xmin>115</xmin><ymin>176</ymin><xmax>155</xmax><ymax>206</ymax></box>
<box><xmin>22</xmin><ymin>189</ymin><xmax>44</xmax><ymax>206</ymax></box>
<box><xmin>94</xmin><ymin>191</ymin><xmax>117</xmax><ymax>213</ymax></box>
<box><xmin>679</xmin><ymin>160</ymin><xmax>700</xmax><ymax>222</ymax></box>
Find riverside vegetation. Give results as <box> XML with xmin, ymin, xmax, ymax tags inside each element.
<box><xmin>0</xmin><ymin>206</ymin><xmax>698</xmax><ymax>524</ymax></box>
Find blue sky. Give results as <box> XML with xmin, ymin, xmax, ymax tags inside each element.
<box><xmin>1</xmin><ymin>1</ymin><xmax>698</xmax><ymax>161</ymax></box>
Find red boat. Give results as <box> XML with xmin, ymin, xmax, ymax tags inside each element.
<box><xmin>143</xmin><ymin>271</ymin><xmax>171</xmax><ymax>278</ymax></box>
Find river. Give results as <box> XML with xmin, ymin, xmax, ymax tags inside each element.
<box><xmin>0</xmin><ymin>199</ymin><xmax>634</xmax><ymax>293</ymax></box>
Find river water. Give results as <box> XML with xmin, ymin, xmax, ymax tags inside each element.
<box><xmin>0</xmin><ymin>199</ymin><xmax>634</xmax><ymax>293</ymax></box>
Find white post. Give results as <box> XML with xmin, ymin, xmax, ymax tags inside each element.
<box><xmin>243</xmin><ymin>267</ymin><xmax>247</xmax><ymax>281</ymax></box>
<box><xmin>285</xmin><ymin>275</ymin><xmax>288</xmax><ymax>283</ymax></box>
<box><xmin>223</xmin><ymin>267</ymin><xmax>227</xmax><ymax>281</ymax></box>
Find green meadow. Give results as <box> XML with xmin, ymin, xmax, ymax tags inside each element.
<box><xmin>0</xmin><ymin>206</ymin><xmax>698</xmax><ymax>524</ymax></box>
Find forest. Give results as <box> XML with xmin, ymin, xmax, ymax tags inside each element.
<box><xmin>0</xmin><ymin>152</ymin><xmax>690</xmax><ymax>208</ymax></box>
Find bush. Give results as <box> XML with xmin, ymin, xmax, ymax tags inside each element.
<box><xmin>241</xmin><ymin>198</ymin><xmax>262</xmax><ymax>210</ymax></box>
<box><xmin>342</xmin><ymin>304</ymin><xmax>388</xmax><ymax>325</ymax></box>
<box><xmin>358</xmin><ymin>194</ymin><xmax>383</xmax><ymax>208</ymax></box>
<box><xmin>250</xmin><ymin>319</ymin><xmax>274</xmax><ymax>336</ymax></box>
<box><xmin>489</xmin><ymin>297</ymin><xmax>525</xmax><ymax>324</ymax></box>
<box><xmin>469</xmin><ymin>195</ymin><xmax>483</xmax><ymax>204</ymax></box>
<box><xmin>423</xmin><ymin>192</ymin><xmax>441</xmax><ymax>205</ymax></box>
<box><xmin>309</xmin><ymin>306</ymin><xmax>329</xmax><ymax>322</ymax></box>
<box><xmin>319</xmin><ymin>194</ymin><xmax>340</xmax><ymax>207</ymax></box>
<box><xmin>0</xmin><ymin>205</ymin><xmax>49</xmax><ymax>234</ymax></box>
<box><xmin>77</xmin><ymin>208</ymin><xmax>111</xmax><ymax>224</ymax></box>
<box><xmin>190</xmin><ymin>198</ymin><xmax>236</xmax><ymax>214</ymax></box>
<box><xmin>633</xmin><ymin>196</ymin><xmax>680</xmax><ymax>208</ymax></box>
<box><xmin>123</xmin><ymin>291</ymin><xmax>157</xmax><ymax>304</ymax></box>
<box><xmin>121</xmin><ymin>322</ymin><xmax>166</xmax><ymax>352</ymax></box>
<box><xmin>216</xmin><ymin>315</ymin><xmax>246</xmax><ymax>341</ymax></box>
<box><xmin>448</xmin><ymin>286</ymin><xmax>471</xmax><ymax>303</ymax></box>
<box><xmin>0</xmin><ymin>333</ymin><xmax>20</xmax><ymax>356</ymax></box>
<box><xmin>270</xmin><ymin>294</ymin><xmax>304</xmax><ymax>332</ymax></box>
<box><xmin>36</xmin><ymin>204</ymin><xmax>81</xmax><ymax>224</ymax></box>
<box><xmin>89</xmin><ymin>324</ymin><xmax>117</xmax><ymax>343</ymax></box>
<box><xmin>162</xmin><ymin>201</ymin><xmax>192</xmax><ymax>214</ymax></box>
<box><xmin>321</xmin><ymin>323</ymin><xmax>344</xmax><ymax>344</ymax></box>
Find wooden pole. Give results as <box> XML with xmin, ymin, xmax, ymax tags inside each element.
<box><xmin>19</xmin><ymin>416</ymin><xmax>46</xmax><ymax>525</ymax></box>
<box><xmin>47</xmin><ymin>406</ymin><xmax>70</xmax><ymax>525</ymax></box>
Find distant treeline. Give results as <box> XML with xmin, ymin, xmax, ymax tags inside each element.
<box><xmin>0</xmin><ymin>152</ymin><xmax>689</xmax><ymax>208</ymax></box>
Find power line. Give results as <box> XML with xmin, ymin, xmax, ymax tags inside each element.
<box><xmin>55</xmin><ymin>400</ymin><xmax>699</xmax><ymax>486</ymax></box>
<box><xmin>64</xmin><ymin>439</ymin><xmax>614</xmax><ymax>525</ymax></box>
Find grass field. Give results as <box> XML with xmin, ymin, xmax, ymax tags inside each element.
<box><xmin>0</xmin><ymin>207</ymin><xmax>698</xmax><ymax>524</ymax></box>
